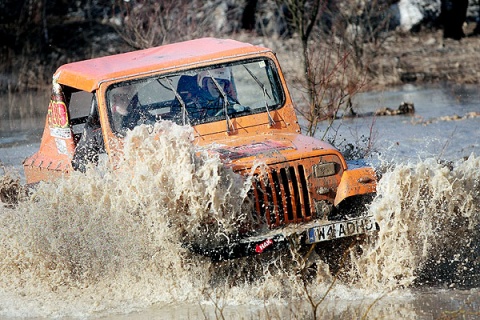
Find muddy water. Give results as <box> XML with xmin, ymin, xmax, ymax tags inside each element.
<box><xmin>338</xmin><ymin>83</ymin><xmax>480</xmax><ymax>161</ymax></box>
<box><xmin>0</xmin><ymin>83</ymin><xmax>480</xmax><ymax>319</ymax></box>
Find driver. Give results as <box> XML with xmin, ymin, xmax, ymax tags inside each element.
<box><xmin>197</xmin><ymin>67</ymin><xmax>236</xmax><ymax>116</ymax></box>
<box><xmin>72</xmin><ymin>95</ymin><xmax>105</xmax><ymax>172</ymax></box>
<box><xmin>111</xmin><ymin>89</ymin><xmax>131</xmax><ymax>117</ymax></box>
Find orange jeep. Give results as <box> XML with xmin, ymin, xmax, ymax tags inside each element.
<box><xmin>23</xmin><ymin>38</ymin><xmax>377</xmax><ymax>260</ymax></box>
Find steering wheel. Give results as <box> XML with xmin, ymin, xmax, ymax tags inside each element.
<box><xmin>122</xmin><ymin>106</ymin><xmax>158</xmax><ymax>129</ymax></box>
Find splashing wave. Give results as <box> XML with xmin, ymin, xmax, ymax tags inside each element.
<box><xmin>1</xmin><ymin>121</ymin><xmax>479</xmax><ymax>317</ymax></box>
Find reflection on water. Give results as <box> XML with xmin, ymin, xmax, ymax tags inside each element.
<box><xmin>0</xmin><ymin>89</ymin><xmax>48</xmax><ymax>134</ymax></box>
<box><xmin>0</xmin><ymin>84</ymin><xmax>480</xmax><ymax>319</ymax></box>
<box><xmin>335</xmin><ymin>83</ymin><xmax>480</xmax><ymax>162</ymax></box>
<box><xmin>0</xmin><ymin>89</ymin><xmax>46</xmax><ymax>173</ymax></box>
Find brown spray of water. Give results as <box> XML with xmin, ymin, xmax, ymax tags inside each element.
<box><xmin>0</xmin><ymin>122</ymin><xmax>255</xmax><ymax>317</ymax></box>
<box><xmin>351</xmin><ymin>156</ymin><xmax>480</xmax><ymax>290</ymax></box>
<box><xmin>0</xmin><ymin>121</ymin><xmax>479</xmax><ymax>317</ymax></box>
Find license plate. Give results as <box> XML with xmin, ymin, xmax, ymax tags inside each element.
<box><xmin>306</xmin><ymin>216</ymin><xmax>377</xmax><ymax>244</ymax></box>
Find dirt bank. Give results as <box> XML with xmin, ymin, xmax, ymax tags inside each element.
<box><xmin>245</xmin><ymin>28</ymin><xmax>480</xmax><ymax>95</ymax></box>
<box><xmin>368</xmin><ymin>29</ymin><xmax>480</xmax><ymax>90</ymax></box>
<box><xmin>2</xmin><ymin>28</ymin><xmax>478</xmax><ymax>96</ymax></box>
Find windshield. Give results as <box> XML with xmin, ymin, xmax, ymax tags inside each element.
<box><xmin>106</xmin><ymin>58</ymin><xmax>284</xmax><ymax>134</ymax></box>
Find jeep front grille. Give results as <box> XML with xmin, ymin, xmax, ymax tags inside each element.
<box><xmin>251</xmin><ymin>165</ymin><xmax>313</xmax><ymax>227</ymax></box>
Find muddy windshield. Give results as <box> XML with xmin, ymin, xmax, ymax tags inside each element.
<box><xmin>106</xmin><ymin>58</ymin><xmax>284</xmax><ymax>133</ymax></box>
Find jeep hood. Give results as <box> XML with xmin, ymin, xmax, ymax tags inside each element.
<box><xmin>199</xmin><ymin>132</ymin><xmax>347</xmax><ymax>172</ymax></box>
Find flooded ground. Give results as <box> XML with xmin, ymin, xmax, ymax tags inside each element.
<box><xmin>337</xmin><ymin>83</ymin><xmax>480</xmax><ymax>162</ymax></box>
<box><xmin>0</xmin><ymin>83</ymin><xmax>479</xmax><ymax>319</ymax></box>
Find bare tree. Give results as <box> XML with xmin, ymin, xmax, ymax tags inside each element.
<box><xmin>280</xmin><ymin>0</ymin><xmax>325</xmax><ymax>110</ymax></box>
<box><xmin>440</xmin><ymin>0</ymin><xmax>469</xmax><ymax>40</ymax></box>
<box><xmin>110</xmin><ymin>0</ymin><xmax>220</xmax><ymax>49</ymax></box>
<box><xmin>294</xmin><ymin>40</ymin><xmax>367</xmax><ymax>137</ymax></box>
<box><xmin>334</xmin><ymin>0</ymin><xmax>394</xmax><ymax>71</ymax></box>
<box><xmin>279</xmin><ymin>0</ymin><xmax>368</xmax><ymax>137</ymax></box>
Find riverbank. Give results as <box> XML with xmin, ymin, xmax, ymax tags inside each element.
<box><xmin>270</xmin><ymin>27</ymin><xmax>480</xmax><ymax>92</ymax></box>
<box><xmin>369</xmin><ymin>28</ymin><xmax>480</xmax><ymax>90</ymax></box>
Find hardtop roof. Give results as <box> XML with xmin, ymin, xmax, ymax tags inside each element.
<box><xmin>54</xmin><ymin>38</ymin><xmax>271</xmax><ymax>92</ymax></box>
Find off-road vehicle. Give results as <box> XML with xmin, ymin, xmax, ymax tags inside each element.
<box><xmin>23</xmin><ymin>38</ymin><xmax>377</xmax><ymax>260</ymax></box>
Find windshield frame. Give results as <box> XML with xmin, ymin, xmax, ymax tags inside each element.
<box><xmin>105</xmin><ymin>57</ymin><xmax>285</xmax><ymax>135</ymax></box>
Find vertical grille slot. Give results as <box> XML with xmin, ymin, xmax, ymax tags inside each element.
<box><xmin>251</xmin><ymin>164</ymin><xmax>312</xmax><ymax>228</ymax></box>
<box><xmin>251</xmin><ymin>176</ymin><xmax>264</xmax><ymax>223</ymax></box>
<box><xmin>280</xmin><ymin>168</ymin><xmax>294</xmax><ymax>221</ymax></box>
<box><xmin>266</xmin><ymin>174</ymin><xmax>281</xmax><ymax>225</ymax></box>
<box><xmin>252</xmin><ymin>174</ymin><xmax>278</xmax><ymax>226</ymax></box>
<box><xmin>298</xmin><ymin>165</ymin><xmax>311</xmax><ymax>217</ymax></box>
<box><xmin>289</xmin><ymin>166</ymin><xmax>302</xmax><ymax>221</ymax></box>
<box><xmin>263</xmin><ymin>175</ymin><xmax>276</xmax><ymax>225</ymax></box>
<box><xmin>270</xmin><ymin>169</ymin><xmax>285</xmax><ymax>222</ymax></box>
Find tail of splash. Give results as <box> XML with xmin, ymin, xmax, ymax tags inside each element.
<box><xmin>352</xmin><ymin>155</ymin><xmax>480</xmax><ymax>289</ymax></box>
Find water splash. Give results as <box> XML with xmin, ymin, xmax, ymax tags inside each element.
<box><xmin>0</xmin><ymin>122</ymin><xmax>254</xmax><ymax>317</ymax></box>
<box><xmin>1</xmin><ymin>121</ymin><xmax>480</xmax><ymax>318</ymax></box>
<box><xmin>0</xmin><ymin>168</ymin><xmax>26</xmax><ymax>206</ymax></box>
<box><xmin>352</xmin><ymin>155</ymin><xmax>480</xmax><ymax>290</ymax></box>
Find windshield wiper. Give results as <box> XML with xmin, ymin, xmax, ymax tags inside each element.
<box><xmin>207</xmin><ymin>70</ymin><xmax>233</xmax><ymax>133</ymax></box>
<box><xmin>243</xmin><ymin>65</ymin><xmax>276</xmax><ymax>126</ymax></box>
<box><xmin>160</xmin><ymin>77</ymin><xmax>190</xmax><ymax>126</ymax></box>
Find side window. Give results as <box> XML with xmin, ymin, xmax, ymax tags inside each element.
<box><xmin>69</xmin><ymin>90</ymin><xmax>95</xmax><ymax>141</ymax></box>
<box><xmin>107</xmin><ymin>78</ymin><xmax>182</xmax><ymax>133</ymax></box>
<box><xmin>71</xmin><ymin>93</ymin><xmax>106</xmax><ymax>172</ymax></box>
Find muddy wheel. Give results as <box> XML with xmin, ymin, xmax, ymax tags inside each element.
<box><xmin>314</xmin><ymin>235</ymin><xmax>364</xmax><ymax>276</ymax></box>
<box><xmin>333</xmin><ymin>194</ymin><xmax>374</xmax><ymax>219</ymax></box>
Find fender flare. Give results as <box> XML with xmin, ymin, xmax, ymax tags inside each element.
<box><xmin>334</xmin><ymin>167</ymin><xmax>377</xmax><ymax>206</ymax></box>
